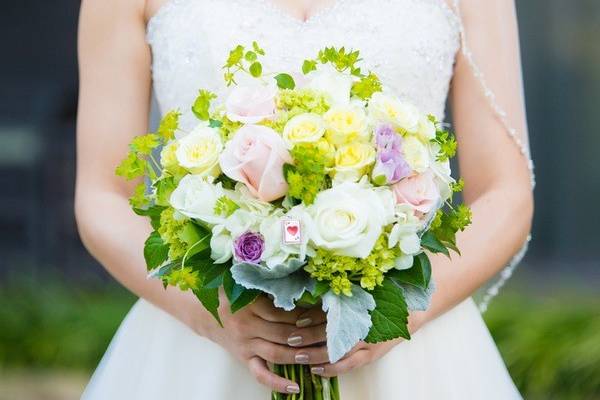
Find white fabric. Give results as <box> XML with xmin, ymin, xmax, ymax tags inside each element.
<box><xmin>83</xmin><ymin>1</ymin><xmax>527</xmax><ymax>398</ymax></box>
<box><xmin>82</xmin><ymin>299</ymin><xmax>521</xmax><ymax>399</ymax></box>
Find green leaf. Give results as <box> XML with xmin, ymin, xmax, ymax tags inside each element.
<box><xmin>193</xmin><ymin>287</ymin><xmax>222</xmax><ymax>326</ymax></box>
<box><xmin>133</xmin><ymin>205</ymin><xmax>165</xmax><ymax>230</ymax></box>
<box><xmin>420</xmin><ymin>231</ymin><xmax>449</xmax><ymax>256</ymax></box>
<box><xmin>274</xmin><ymin>73</ymin><xmax>296</xmax><ymax>89</ymax></box>
<box><xmin>311</xmin><ymin>280</ymin><xmax>330</xmax><ymax>298</ymax></box>
<box><xmin>198</xmin><ymin>262</ymin><xmax>227</xmax><ymax>289</ymax></box>
<box><xmin>302</xmin><ymin>59</ymin><xmax>317</xmax><ymax>75</ymax></box>
<box><xmin>223</xmin><ymin>269</ymin><xmax>261</xmax><ymax>312</ymax></box>
<box><xmin>191</xmin><ymin>89</ymin><xmax>217</xmax><ymax>121</ymax></box>
<box><xmin>249</xmin><ymin>62</ymin><xmax>263</xmax><ymax>78</ymax></box>
<box><xmin>143</xmin><ymin>231</ymin><xmax>169</xmax><ymax>270</ymax></box>
<box><xmin>178</xmin><ymin>223</ymin><xmax>211</xmax><ymax>256</ymax></box>
<box><xmin>245</xmin><ymin>51</ymin><xmax>257</xmax><ymax>62</ymax></box>
<box><xmin>209</xmin><ymin>118</ymin><xmax>223</xmax><ymax>128</ymax></box>
<box><xmin>388</xmin><ymin>253</ymin><xmax>431</xmax><ymax>289</ymax></box>
<box><xmin>157</xmin><ymin>110</ymin><xmax>181</xmax><ymax>140</ymax></box>
<box><xmin>365</xmin><ymin>278</ymin><xmax>410</xmax><ymax>343</ymax></box>
<box><xmin>252</xmin><ymin>41</ymin><xmax>265</xmax><ymax>56</ymax></box>
<box><xmin>153</xmin><ymin>176</ymin><xmax>176</xmax><ymax>207</ymax></box>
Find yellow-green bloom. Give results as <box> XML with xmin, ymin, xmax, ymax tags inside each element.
<box><xmin>158</xmin><ymin>208</ymin><xmax>189</xmax><ymax>260</ymax></box>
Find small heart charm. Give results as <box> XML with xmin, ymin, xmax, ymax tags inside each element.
<box><xmin>286</xmin><ymin>225</ymin><xmax>299</xmax><ymax>236</ymax></box>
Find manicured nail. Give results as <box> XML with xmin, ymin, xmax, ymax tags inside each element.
<box><xmin>311</xmin><ymin>367</ymin><xmax>325</xmax><ymax>375</ymax></box>
<box><xmin>296</xmin><ymin>317</ymin><xmax>312</xmax><ymax>328</ymax></box>
<box><xmin>287</xmin><ymin>335</ymin><xmax>303</xmax><ymax>346</ymax></box>
<box><xmin>286</xmin><ymin>385</ymin><xmax>300</xmax><ymax>394</ymax></box>
<box><xmin>295</xmin><ymin>353</ymin><xmax>309</xmax><ymax>364</ymax></box>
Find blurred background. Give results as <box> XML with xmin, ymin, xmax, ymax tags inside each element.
<box><xmin>0</xmin><ymin>1</ymin><xmax>598</xmax><ymax>399</ymax></box>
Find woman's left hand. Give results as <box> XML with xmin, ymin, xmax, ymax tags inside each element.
<box><xmin>309</xmin><ymin>311</ymin><xmax>427</xmax><ymax>378</ymax></box>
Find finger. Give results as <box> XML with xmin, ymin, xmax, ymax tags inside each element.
<box><xmin>252</xmin><ymin>339</ymin><xmax>330</xmax><ymax>365</ymax></box>
<box><xmin>295</xmin><ymin>307</ymin><xmax>327</xmax><ymax>328</ymax></box>
<box><xmin>311</xmin><ymin>349</ymin><xmax>370</xmax><ymax>378</ymax></box>
<box><xmin>286</xmin><ymin>323</ymin><xmax>327</xmax><ymax>347</ymax></box>
<box><xmin>248</xmin><ymin>319</ymin><xmax>297</xmax><ymax>345</ymax></box>
<box><xmin>247</xmin><ymin>356</ymin><xmax>300</xmax><ymax>394</ymax></box>
<box><xmin>251</xmin><ymin>296</ymin><xmax>302</xmax><ymax>324</ymax></box>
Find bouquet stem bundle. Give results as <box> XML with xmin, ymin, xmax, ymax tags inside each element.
<box><xmin>272</xmin><ymin>364</ymin><xmax>340</xmax><ymax>400</ymax></box>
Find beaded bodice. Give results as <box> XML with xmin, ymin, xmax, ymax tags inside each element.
<box><xmin>147</xmin><ymin>0</ymin><xmax>460</xmax><ymax>129</ymax></box>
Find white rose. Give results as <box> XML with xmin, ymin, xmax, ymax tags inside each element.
<box><xmin>307</xmin><ymin>65</ymin><xmax>353</xmax><ymax>106</ymax></box>
<box><xmin>417</xmin><ymin>115</ymin><xmax>437</xmax><ymax>142</ymax></box>
<box><xmin>402</xmin><ymin>135</ymin><xmax>430</xmax><ymax>173</ymax></box>
<box><xmin>175</xmin><ymin>125</ymin><xmax>223</xmax><ymax>176</ymax></box>
<box><xmin>224</xmin><ymin>209</ymin><xmax>261</xmax><ymax>238</ymax></box>
<box><xmin>368</xmin><ymin>92</ymin><xmax>420</xmax><ymax>133</ymax></box>
<box><xmin>323</xmin><ymin>104</ymin><xmax>370</xmax><ymax>147</ymax></box>
<box><xmin>210</xmin><ymin>224</ymin><xmax>233</xmax><ymax>263</ymax></box>
<box><xmin>259</xmin><ymin>206</ymin><xmax>314</xmax><ymax>268</ymax></box>
<box><xmin>169</xmin><ymin>175</ymin><xmax>227</xmax><ymax>225</ymax></box>
<box><xmin>282</xmin><ymin>113</ymin><xmax>326</xmax><ymax>149</ymax></box>
<box><xmin>304</xmin><ymin>180</ymin><xmax>393</xmax><ymax>258</ymax></box>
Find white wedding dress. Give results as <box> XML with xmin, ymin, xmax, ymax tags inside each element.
<box><xmin>82</xmin><ymin>0</ymin><xmax>532</xmax><ymax>398</ymax></box>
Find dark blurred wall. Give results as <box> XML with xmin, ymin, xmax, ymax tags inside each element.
<box><xmin>0</xmin><ymin>1</ymin><xmax>598</xmax><ymax>283</ymax></box>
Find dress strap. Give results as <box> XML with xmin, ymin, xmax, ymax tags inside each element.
<box><xmin>449</xmin><ymin>0</ymin><xmax>536</xmax><ymax>312</ymax></box>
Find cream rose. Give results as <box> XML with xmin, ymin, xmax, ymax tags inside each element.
<box><xmin>402</xmin><ymin>135</ymin><xmax>430</xmax><ymax>173</ymax></box>
<box><xmin>417</xmin><ymin>115</ymin><xmax>437</xmax><ymax>142</ymax></box>
<box><xmin>219</xmin><ymin>124</ymin><xmax>292</xmax><ymax>202</ymax></box>
<box><xmin>225</xmin><ymin>84</ymin><xmax>277</xmax><ymax>124</ymax></box>
<box><xmin>304</xmin><ymin>180</ymin><xmax>395</xmax><ymax>258</ymax></box>
<box><xmin>333</xmin><ymin>142</ymin><xmax>376</xmax><ymax>182</ymax></box>
<box><xmin>368</xmin><ymin>93</ymin><xmax>420</xmax><ymax>133</ymax></box>
<box><xmin>282</xmin><ymin>113</ymin><xmax>326</xmax><ymax>149</ymax></box>
<box><xmin>175</xmin><ymin>125</ymin><xmax>223</xmax><ymax>177</ymax></box>
<box><xmin>323</xmin><ymin>104</ymin><xmax>369</xmax><ymax>147</ymax></box>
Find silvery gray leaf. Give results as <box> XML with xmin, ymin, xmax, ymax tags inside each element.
<box><xmin>231</xmin><ymin>259</ymin><xmax>310</xmax><ymax>311</ymax></box>
<box><xmin>322</xmin><ymin>285</ymin><xmax>376</xmax><ymax>363</ymax></box>
<box><xmin>398</xmin><ymin>280</ymin><xmax>436</xmax><ymax>311</ymax></box>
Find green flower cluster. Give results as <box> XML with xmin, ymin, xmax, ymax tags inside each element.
<box><xmin>166</xmin><ymin>267</ymin><xmax>200</xmax><ymax>291</ymax></box>
<box><xmin>285</xmin><ymin>142</ymin><xmax>333</xmax><ymax>205</ymax></box>
<box><xmin>269</xmin><ymin>89</ymin><xmax>330</xmax><ymax>132</ymax></box>
<box><xmin>305</xmin><ymin>234</ymin><xmax>400</xmax><ymax>296</ymax></box>
<box><xmin>158</xmin><ymin>208</ymin><xmax>190</xmax><ymax>260</ymax></box>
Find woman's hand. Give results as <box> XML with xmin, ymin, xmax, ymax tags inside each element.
<box><xmin>203</xmin><ymin>292</ymin><xmax>329</xmax><ymax>394</ymax></box>
<box><xmin>309</xmin><ymin>310</ymin><xmax>428</xmax><ymax>378</ymax></box>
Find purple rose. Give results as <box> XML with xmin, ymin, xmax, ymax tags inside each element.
<box><xmin>375</xmin><ymin>124</ymin><xmax>402</xmax><ymax>151</ymax></box>
<box><xmin>234</xmin><ymin>231</ymin><xmax>265</xmax><ymax>264</ymax></box>
<box><xmin>372</xmin><ymin>148</ymin><xmax>411</xmax><ymax>185</ymax></box>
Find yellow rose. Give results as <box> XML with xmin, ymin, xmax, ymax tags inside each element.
<box><xmin>175</xmin><ymin>125</ymin><xmax>223</xmax><ymax>177</ymax></box>
<box><xmin>323</xmin><ymin>104</ymin><xmax>369</xmax><ymax>147</ymax></box>
<box><xmin>333</xmin><ymin>142</ymin><xmax>376</xmax><ymax>182</ymax></box>
<box><xmin>316</xmin><ymin>138</ymin><xmax>336</xmax><ymax>167</ymax></box>
<box><xmin>282</xmin><ymin>113</ymin><xmax>326</xmax><ymax>149</ymax></box>
<box><xmin>402</xmin><ymin>136</ymin><xmax>430</xmax><ymax>173</ymax></box>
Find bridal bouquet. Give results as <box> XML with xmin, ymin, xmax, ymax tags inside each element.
<box><xmin>117</xmin><ymin>42</ymin><xmax>471</xmax><ymax>399</ymax></box>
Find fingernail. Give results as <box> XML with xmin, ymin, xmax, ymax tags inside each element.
<box><xmin>311</xmin><ymin>367</ymin><xmax>325</xmax><ymax>375</ymax></box>
<box><xmin>296</xmin><ymin>317</ymin><xmax>312</xmax><ymax>328</ymax></box>
<box><xmin>295</xmin><ymin>353</ymin><xmax>309</xmax><ymax>364</ymax></box>
<box><xmin>287</xmin><ymin>335</ymin><xmax>303</xmax><ymax>346</ymax></box>
<box><xmin>286</xmin><ymin>385</ymin><xmax>300</xmax><ymax>394</ymax></box>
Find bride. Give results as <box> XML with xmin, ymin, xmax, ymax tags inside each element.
<box><xmin>76</xmin><ymin>0</ymin><xmax>534</xmax><ymax>398</ymax></box>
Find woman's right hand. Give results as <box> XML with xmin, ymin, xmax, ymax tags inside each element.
<box><xmin>200</xmin><ymin>291</ymin><xmax>329</xmax><ymax>394</ymax></box>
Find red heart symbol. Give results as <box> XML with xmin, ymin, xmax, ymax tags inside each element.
<box><xmin>286</xmin><ymin>225</ymin><xmax>299</xmax><ymax>236</ymax></box>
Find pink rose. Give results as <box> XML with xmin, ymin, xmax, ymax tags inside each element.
<box><xmin>219</xmin><ymin>125</ymin><xmax>292</xmax><ymax>202</ymax></box>
<box><xmin>225</xmin><ymin>84</ymin><xmax>276</xmax><ymax>124</ymax></box>
<box><xmin>391</xmin><ymin>171</ymin><xmax>441</xmax><ymax>215</ymax></box>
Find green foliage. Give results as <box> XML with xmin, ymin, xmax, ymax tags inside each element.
<box><xmin>420</xmin><ymin>231</ymin><xmax>449</xmax><ymax>256</ymax></box>
<box><xmin>302</xmin><ymin>59</ymin><xmax>317</xmax><ymax>75</ymax></box>
<box><xmin>429</xmin><ymin>204</ymin><xmax>473</xmax><ymax>255</ymax></box>
<box><xmin>129</xmin><ymin>182</ymin><xmax>149</xmax><ymax>209</ymax></box>
<box><xmin>130</xmin><ymin>134</ymin><xmax>160</xmax><ymax>156</ymax></box>
<box><xmin>388</xmin><ymin>253</ymin><xmax>431</xmax><ymax>289</ymax></box>
<box><xmin>434</xmin><ymin>130</ymin><xmax>458</xmax><ymax>161</ymax></box>
<box><xmin>143</xmin><ymin>231</ymin><xmax>169</xmax><ymax>270</ymax></box>
<box><xmin>450</xmin><ymin>178</ymin><xmax>465</xmax><ymax>193</ymax></box>
<box><xmin>213</xmin><ymin>195</ymin><xmax>239</xmax><ymax>217</ymax></box>
<box><xmin>306</xmin><ymin>234</ymin><xmax>400</xmax><ymax>294</ymax></box>
<box><xmin>307</xmin><ymin>46</ymin><xmax>364</xmax><ymax>77</ymax></box>
<box><xmin>223</xmin><ymin>269</ymin><xmax>260</xmax><ymax>313</ymax></box>
<box><xmin>166</xmin><ymin>267</ymin><xmax>200</xmax><ymax>291</ymax></box>
<box><xmin>191</xmin><ymin>89</ymin><xmax>217</xmax><ymax>121</ymax></box>
<box><xmin>351</xmin><ymin>72</ymin><xmax>383</xmax><ymax>100</ymax></box>
<box><xmin>157</xmin><ymin>110</ymin><xmax>181</xmax><ymax>140</ymax></box>
<box><xmin>223</xmin><ymin>42</ymin><xmax>266</xmax><ymax>86</ymax></box>
<box><xmin>284</xmin><ymin>143</ymin><xmax>330</xmax><ymax>205</ymax></box>
<box><xmin>157</xmin><ymin>207</ymin><xmax>193</xmax><ymax>260</ymax></box>
<box><xmin>270</xmin><ymin>88</ymin><xmax>330</xmax><ymax>132</ymax></box>
<box><xmin>365</xmin><ymin>278</ymin><xmax>410</xmax><ymax>343</ymax></box>
<box><xmin>133</xmin><ymin>205</ymin><xmax>165</xmax><ymax>230</ymax></box>
<box><xmin>193</xmin><ymin>287</ymin><xmax>222</xmax><ymax>325</ymax></box>
<box><xmin>274</xmin><ymin>73</ymin><xmax>296</xmax><ymax>89</ymax></box>
<box><xmin>115</xmin><ymin>152</ymin><xmax>146</xmax><ymax>181</ymax></box>
<box><xmin>153</xmin><ymin>176</ymin><xmax>176</xmax><ymax>207</ymax></box>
